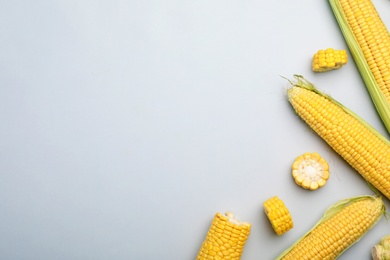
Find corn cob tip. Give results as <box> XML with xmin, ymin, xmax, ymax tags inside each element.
<box><xmin>224</xmin><ymin>212</ymin><xmax>251</xmax><ymax>227</ymax></box>
<box><xmin>286</xmin><ymin>75</ymin><xmax>318</xmax><ymax>95</ymax></box>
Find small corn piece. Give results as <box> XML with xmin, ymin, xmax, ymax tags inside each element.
<box><xmin>196</xmin><ymin>212</ymin><xmax>251</xmax><ymax>260</ymax></box>
<box><xmin>312</xmin><ymin>48</ymin><xmax>348</xmax><ymax>72</ymax></box>
<box><xmin>264</xmin><ymin>196</ymin><xmax>293</xmax><ymax>236</ymax></box>
<box><xmin>276</xmin><ymin>195</ymin><xmax>385</xmax><ymax>260</ymax></box>
<box><xmin>292</xmin><ymin>152</ymin><xmax>330</xmax><ymax>190</ymax></box>
<box><xmin>372</xmin><ymin>235</ymin><xmax>390</xmax><ymax>260</ymax></box>
<box><xmin>288</xmin><ymin>75</ymin><xmax>390</xmax><ymax>200</ymax></box>
<box><xmin>329</xmin><ymin>0</ymin><xmax>390</xmax><ymax>134</ymax></box>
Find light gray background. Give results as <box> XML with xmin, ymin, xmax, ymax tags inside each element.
<box><xmin>2</xmin><ymin>1</ymin><xmax>390</xmax><ymax>259</ymax></box>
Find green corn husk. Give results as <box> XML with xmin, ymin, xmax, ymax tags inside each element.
<box><xmin>328</xmin><ymin>0</ymin><xmax>390</xmax><ymax>135</ymax></box>
<box><xmin>276</xmin><ymin>195</ymin><xmax>385</xmax><ymax>260</ymax></box>
<box><xmin>372</xmin><ymin>235</ymin><xmax>390</xmax><ymax>260</ymax></box>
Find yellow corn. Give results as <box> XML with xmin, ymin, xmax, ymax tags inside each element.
<box><xmin>292</xmin><ymin>152</ymin><xmax>330</xmax><ymax>190</ymax></box>
<box><xmin>276</xmin><ymin>195</ymin><xmax>385</xmax><ymax>260</ymax></box>
<box><xmin>312</xmin><ymin>48</ymin><xmax>348</xmax><ymax>72</ymax></box>
<box><xmin>329</xmin><ymin>0</ymin><xmax>390</xmax><ymax>134</ymax></box>
<box><xmin>288</xmin><ymin>75</ymin><xmax>390</xmax><ymax>200</ymax></box>
<box><xmin>196</xmin><ymin>212</ymin><xmax>251</xmax><ymax>260</ymax></box>
<box><xmin>264</xmin><ymin>196</ymin><xmax>293</xmax><ymax>236</ymax></box>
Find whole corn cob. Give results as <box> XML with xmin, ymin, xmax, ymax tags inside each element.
<box><xmin>329</xmin><ymin>0</ymin><xmax>390</xmax><ymax>134</ymax></box>
<box><xmin>276</xmin><ymin>195</ymin><xmax>385</xmax><ymax>260</ymax></box>
<box><xmin>197</xmin><ymin>212</ymin><xmax>251</xmax><ymax>260</ymax></box>
<box><xmin>264</xmin><ymin>196</ymin><xmax>294</xmax><ymax>236</ymax></box>
<box><xmin>287</xmin><ymin>75</ymin><xmax>390</xmax><ymax>200</ymax></box>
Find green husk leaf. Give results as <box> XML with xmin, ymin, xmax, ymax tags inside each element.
<box><xmin>275</xmin><ymin>195</ymin><xmax>385</xmax><ymax>259</ymax></box>
<box><xmin>328</xmin><ymin>0</ymin><xmax>390</xmax><ymax>135</ymax></box>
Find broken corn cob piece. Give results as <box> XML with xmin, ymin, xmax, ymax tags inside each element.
<box><xmin>264</xmin><ymin>196</ymin><xmax>293</xmax><ymax>236</ymax></box>
<box><xmin>329</xmin><ymin>0</ymin><xmax>390</xmax><ymax>134</ymax></box>
<box><xmin>292</xmin><ymin>152</ymin><xmax>330</xmax><ymax>190</ymax></box>
<box><xmin>312</xmin><ymin>48</ymin><xmax>348</xmax><ymax>72</ymax></box>
<box><xmin>197</xmin><ymin>212</ymin><xmax>251</xmax><ymax>260</ymax></box>
<box><xmin>287</xmin><ymin>75</ymin><xmax>390</xmax><ymax>200</ymax></box>
<box><xmin>276</xmin><ymin>195</ymin><xmax>385</xmax><ymax>260</ymax></box>
<box><xmin>372</xmin><ymin>235</ymin><xmax>390</xmax><ymax>260</ymax></box>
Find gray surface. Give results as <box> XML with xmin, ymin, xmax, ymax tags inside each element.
<box><xmin>1</xmin><ymin>1</ymin><xmax>390</xmax><ymax>259</ymax></box>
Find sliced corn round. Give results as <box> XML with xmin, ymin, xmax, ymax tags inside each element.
<box><xmin>263</xmin><ymin>196</ymin><xmax>293</xmax><ymax>236</ymax></box>
<box><xmin>292</xmin><ymin>152</ymin><xmax>330</xmax><ymax>190</ymax></box>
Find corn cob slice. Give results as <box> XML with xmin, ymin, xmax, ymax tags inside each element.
<box><xmin>287</xmin><ymin>75</ymin><xmax>390</xmax><ymax>200</ymax></box>
<box><xmin>264</xmin><ymin>196</ymin><xmax>294</xmax><ymax>236</ymax></box>
<box><xmin>276</xmin><ymin>195</ymin><xmax>385</xmax><ymax>260</ymax></box>
<box><xmin>329</xmin><ymin>0</ymin><xmax>390</xmax><ymax>134</ymax></box>
<box><xmin>292</xmin><ymin>152</ymin><xmax>330</xmax><ymax>190</ymax></box>
<box><xmin>312</xmin><ymin>48</ymin><xmax>348</xmax><ymax>72</ymax></box>
<box><xmin>372</xmin><ymin>235</ymin><xmax>390</xmax><ymax>260</ymax></box>
<box><xmin>196</xmin><ymin>212</ymin><xmax>251</xmax><ymax>260</ymax></box>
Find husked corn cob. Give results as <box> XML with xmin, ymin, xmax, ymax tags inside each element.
<box><xmin>264</xmin><ymin>196</ymin><xmax>293</xmax><ymax>236</ymax></box>
<box><xmin>312</xmin><ymin>48</ymin><xmax>348</xmax><ymax>72</ymax></box>
<box><xmin>329</xmin><ymin>0</ymin><xmax>390</xmax><ymax>134</ymax></box>
<box><xmin>292</xmin><ymin>152</ymin><xmax>330</xmax><ymax>190</ymax></box>
<box><xmin>288</xmin><ymin>75</ymin><xmax>390</xmax><ymax>200</ymax></box>
<box><xmin>277</xmin><ymin>195</ymin><xmax>385</xmax><ymax>260</ymax></box>
<box><xmin>197</xmin><ymin>212</ymin><xmax>251</xmax><ymax>260</ymax></box>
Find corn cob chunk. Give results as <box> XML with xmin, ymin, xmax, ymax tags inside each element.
<box><xmin>276</xmin><ymin>195</ymin><xmax>385</xmax><ymax>260</ymax></box>
<box><xmin>312</xmin><ymin>48</ymin><xmax>348</xmax><ymax>72</ymax></box>
<box><xmin>197</xmin><ymin>212</ymin><xmax>251</xmax><ymax>260</ymax></box>
<box><xmin>264</xmin><ymin>196</ymin><xmax>293</xmax><ymax>236</ymax></box>
<box><xmin>287</xmin><ymin>75</ymin><xmax>390</xmax><ymax>200</ymax></box>
<box><xmin>292</xmin><ymin>152</ymin><xmax>330</xmax><ymax>190</ymax></box>
<box><xmin>372</xmin><ymin>235</ymin><xmax>390</xmax><ymax>260</ymax></box>
<box><xmin>329</xmin><ymin>0</ymin><xmax>390</xmax><ymax>134</ymax></box>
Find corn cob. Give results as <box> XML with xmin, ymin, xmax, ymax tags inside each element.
<box><xmin>312</xmin><ymin>48</ymin><xmax>348</xmax><ymax>72</ymax></box>
<box><xmin>292</xmin><ymin>152</ymin><xmax>330</xmax><ymax>190</ymax></box>
<box><xmin>197</xmin><ymin>212</ymin><xmax>251</xmax><ymax>260</ymax></box>
<box><xmin>276</xmin><ymin>195</ymin><xmax>385</xmax><ymax>260</ymax></box>
<box><xmin>264</xmin><ymin>196</ymin><xmax>294</xmax><ymax>236</ymax></box>
<box><xmin>287</xmin><ymin>75</ymin><xmax>390</xmax><ymax>200</ymax></box>
<box><xmin>329</xmin><ymin>0</ymin><xmax>390</xmax><ymax>134</ymax></box>
<box><xmin>372</xmin><ymin>235</ymin><xmax>390</xmax><ymax>260</ymax></box>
